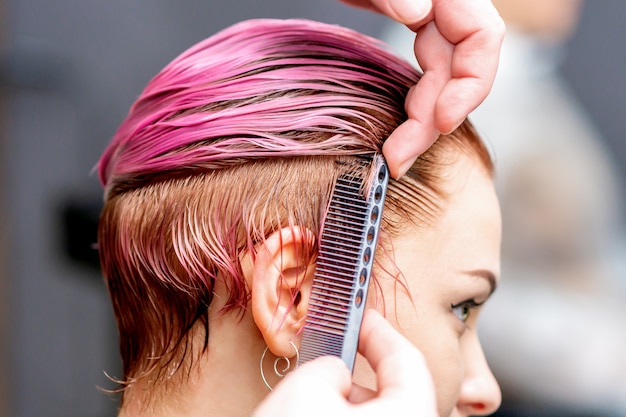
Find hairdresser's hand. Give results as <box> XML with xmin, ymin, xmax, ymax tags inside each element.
<box><xmin>252</xmin><ymin>309</ymin><xmax>437</xmax><ymax>417</ymax></box>
<box><xmin>341</xmin><ymin>0</ymin><xmax>505</xmax><ymax>178</ymax></box>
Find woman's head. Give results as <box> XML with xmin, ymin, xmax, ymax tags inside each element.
<box><xmin>98</xmin><ymin>19</ymin><xmax>500</xmax><ymax>416</ymax></box>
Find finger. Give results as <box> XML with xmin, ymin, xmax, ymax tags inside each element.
<box><xmin>340</xmin><ymin>0</ymin><xmax>433</xmax><ymax>25</ymax></box>
<box><xmin>253</xmin><ymin>356</ymin><xmax>352</xmax><ymax>417</ymax></box>
<box><xmin>358</xmin><ymin>310</ymin><xmax>436</xmax><ymax>406</ymax></box>
<box><xmin>284</xmin><ymin>356</ymin><xmax>352</xmax><ymax>397</ymax></box>
<box><xmin>383</xmin><ymin>21</ymin><xmax>452</xmax><ymax>178</ymax></box>
<box><xmin>430</xmin><ymin>0</ymin><xmax>505</xmax><ymax>132</ymax></box>
<box><xmin>347</xmin><ymin>383</ymin><xmax>377</xmax><ymax>404</ymax></box>
<box><xmin>430</xmin><ymin>0</ymin><xmax>504</xmax><ymax>46</ymax></box>
<box><xmin>382</xmin><ymin>118</ymin><xmax>438</xmax><ymax>179</ymax></box>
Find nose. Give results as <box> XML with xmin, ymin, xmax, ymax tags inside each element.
<box><xmin>457</xmin><ymin>336</ymin><xmax>502</xmax><ymax>416</ymax></box>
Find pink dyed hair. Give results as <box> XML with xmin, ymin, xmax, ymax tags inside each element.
<box><xmin>97</xmin><ymin>18</ymin><xmax>492</xmax><ymax>393</ymax></box>
<box><xmin>98</xmin><ymin>19</ymin><xmax>418</xmax><ymax>194</ymax></box>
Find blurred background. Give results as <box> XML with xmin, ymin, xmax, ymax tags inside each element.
<box><xmin>0</xmin><ymin>1</ymin><xmax>624</xmax><ymax>416</ymax></box>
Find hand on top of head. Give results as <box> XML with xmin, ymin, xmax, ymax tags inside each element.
<box><xmin>341</xmin><ymin>0</ymin><xmax>505</xmax><ymax>178</ymax></box>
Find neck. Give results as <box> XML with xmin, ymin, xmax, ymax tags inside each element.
<box><xmin>119</xmin><ymin>307</ymin><xmax>271</xmax><ymax>417</ymax></box>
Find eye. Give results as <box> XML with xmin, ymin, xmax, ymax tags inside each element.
<box><xmin>451</xmin><ymin>299</ymin><xmax>483</xmax><ymax>323</ymax></box>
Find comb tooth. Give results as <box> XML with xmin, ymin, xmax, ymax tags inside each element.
<box><xmin>329</xmin><ymin>195</ymin><xmax>366</xmax><ymax>208</ymax></box>
<box><xmin>332</xmin><ymin>182</ymin><xmax>360</xmax><ymax>191</ymax></box>
<box><xmin>311</xmin><ymin>276</ymin><xmax>354</xmax><ymax>290</ymax></box>
<box><xmin>306</xmin><ymin>315</ymin><xmax>348</xmax><ymax>329</ymax></box>
<box><xmin>306</xmin><ymin>313</ymin><xmax>348</xmax><ymax>327</ymax></box>
<box><xmin>309</xmin><ymin>298</ymin><xmax>350</xmax><ymax>311</ymax></box>
<box><xmin>316</xmin><ymin>263</ymin><xmax>357</xmax><ymax>273</ymax></box>
<box><xmin>321</xmin><ymin>225</ymin><xmax>363</xmax><ymax>237</ymax></box>
<box><xmin>301</xmin><ymin>344</ymin><xmax>342</xmax><ymax>357</ymax></box>
<box><xmin>327</xmin><ymin>207</ymin><xmax>366</xmax><ymax>217</ymax></box>
<box><xmin>316</xmin><ymin>244</ymin><xmax>361</xmax><ymax>258</ymax></box>
<box><xmin>301</xmin><ymin>343</ymin><xmax>342</xmax><ymax>358</ymax></box>
<box><xmin>304</xmin><ymin>326</ymin><xmax>345</xmax><ymax>337</ymax></box>
<box><xmin>310</xmin><ymin>306</ymin><xmax>347</xmax><ymax>320</ymax></box>
<box><xmin>319</xmin><ymin>237</ymin><xmax>362</xmax><ymax>249</ymax></box>
<box><xmin>326</xmin><ymin>211</ymin><xmax>366</xmax><ymax>221</ymax></box>
<box><xmin>305</xmin><ymin>321</ymin><xmax>347</xmax><ymax>333</ymax></box>
<box><xmin>309</xmin><ymin>298</ymin><xmax>351</xmax><ymax>310</ymax></box>
<box><xmin>321</xmin><ymin>229</ymin><xmax>363</xmax><ymax>240</ymax></box>
<box><xmin>306</xmin><ymin>320</ymin><xmax>348</xmax><ymax>332</ymax></box>
<box><xmin>335</xmin><ymin>179</ymin><xmax>360</xmax><ymax>189</ymax></box>
<box><xmin>315</xmin><ymin>261</ymin><xmax>358</xmax><ymax>274</ymax></box>
<box><xmin>329</xmin><ymin>200</ymin><xmax>366</xmax><ymax>211</ymax></box>
<box><xmin>317</xmin><ymin>261</ymin><xmax>356</xmax><ymax>276</ymax></box>
<box><xmin>314</xmin><ymin>271</ymin><xmax>357</xmax><ymax>282</ymax></box>
<box><xmin>317</xmin><ymin>252</ymin><xmax>358</xmax><ymax>262</ymax></box>
<box><xmin>318</xmin><ymin>241</ymin><xmax>360</xmax><ymax>254</ymax></box>
<box><xmin>307</xmin><ymin>305</ymin><xmax>351</xmax><ymax>319</ymax></box>
<box><xmin>332</xmin><ymin>187</ymin><xmax>364</xmax><ymax>196</ymax></box>
<box><xmin>303</xmin><ymin>325</ymin><xmax>345</xmax><ymax>337</ymax></box>
<box><xmin>310</xmin><ymin>291</ymin><xmax>351</xmax><ymax>303</ymax></box>
<box><xmin>316</xmin><ymin>259</ymin><xmax>358</xmax><ymax>273</ymax></box>
<box><xmin>320</xmin><ymin>227</ymin><xmax>364</xmax><ymax>241</ymax></box>
<box><xmin>311</xmin><ymin>287</ymin><xmax>352</xmax><ymax>299</ymax></box>
<box><xmin>308</xmin><ymin>333</ymin><xmax>344</xmax><ymax>345</ymax></box>
<box><xmin>302</xmin><ymin>336</ymin><xmax>343</xmax><ymax>350</ymax></box>
<box><xmin>315</xmin><ymin>262</ymin><xmax>357</xmax><ymax>273</ymax></box>
<box><xmin>320</xmin><ymin>235</ymin><xmax>361</xmax><ymax>246</ymax></box>
<box><xmin>318</xmin><ymin>238</ymin><xmax>361</xmax><ymax>252</ymax></box>
<box><xmin>308</xmin><ymin>301</ymin><xmax>351</xmax><ymax>314</ymax></box>
<box><xmin>325</xmin><ymin>210</ymin><xmax>365</xmax><ymax>221</ymax></box>
<box><xmin>334</xmin><ymin>183</ymin><xmax>362</xmax><ymax>191</ymax></box>
<box><xmin>317</xmin><ymin>249</ymin><xmax>361</xmax><ymax>262</ymax></box>
<box><xmin>310</xmin><ymin>285</ymin><xmax>352</xmax><ymax>297</ymax></box>
<box><xmin>311</xmin><ymin>277</ymin><xmax>353</xmax><ymax>288</ymax></box>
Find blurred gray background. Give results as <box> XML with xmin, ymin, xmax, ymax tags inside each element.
<box><xmin>0</xmin><ymin>1</ymin><xmax>624</xmax><ymax>416</ymax></box>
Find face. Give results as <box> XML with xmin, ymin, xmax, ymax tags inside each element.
<box><xmin>354</xmin><ymin>154</ymin><xmax>502</xmax><ymax>417</ymax></box>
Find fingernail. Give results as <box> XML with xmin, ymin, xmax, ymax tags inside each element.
<box><xmin>444</xmin><ymin>118</ymin><xmax>464</xmax><ymax>135</ymax></box>
<box><xmin>392</xmin><ymin>0</ymin><xmax>430</xmax><ymax>23</ymax></box>
<box><xmin>396</xmin><ymin>156</ymin><xmax>418</xmax><ymax>179</ymax></box>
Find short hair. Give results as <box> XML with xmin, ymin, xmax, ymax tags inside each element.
<box><xmin>97</xmin><ymin>19</ymin><xmax>492</xmax><ymax>390</ymax></box>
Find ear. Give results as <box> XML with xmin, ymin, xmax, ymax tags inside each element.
<box><xmin>242</xmin><ymin>226</ymin><xmax>315</xmax><ymax>358</ymax></box>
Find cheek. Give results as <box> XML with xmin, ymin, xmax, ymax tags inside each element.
<box><xmin>420</xmin><ymin>339</ymin><xmax>464</xmax><ymax>417</ymax></box>
<box><xmin>356</xmin><ymin>295</ymin><xmax>465</xmax><ymax>416</ymax></box>
<box><xmin>352</xmin><ymin>333</ymin><xmax>464</xmax><ymax>417</ymax></box>
<box><xmin>388</xmin><ymin>300</ymin><xmax>465</xmax><ymax>416</ymax></box>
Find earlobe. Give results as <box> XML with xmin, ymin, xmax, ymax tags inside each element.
<box><xmin>246</xmin><ymin>226</ymin><xmax>315</xmax><ymax>358</ymax></box>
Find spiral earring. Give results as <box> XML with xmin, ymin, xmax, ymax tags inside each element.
<box><xmin>259</xmin><ymin>341</ymin><xmax>299</xmax><ymax>391</ymax></box>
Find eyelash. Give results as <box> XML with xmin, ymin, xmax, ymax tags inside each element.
<box><xmin>451</xmin><ymin>299</ymin><xmax>484</xmax><ymax>323</ymax></box>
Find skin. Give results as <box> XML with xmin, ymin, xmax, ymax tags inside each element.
<box><xmin>120</xmin><ymin>152</ymin><xmax>502</xmax><ymax>417</ymax></box>
<box><xmin>253</xmin><ymin>310</ymin><xmax>438</xmax><ymax>417</ymax></box>
<box><xmin>117</xmin><ymin>0</ymin><xmax>507</xmax><ymax>412</ymax></box>
<box><xmin>254</xmin><ymin>152</ymin><xmax>502</xmax><ymax>417</ymax></box>
<box><xmin>352</xmin><ymin>152</ymin><xmax>502</xmax><ymax>417</ymax></box>
<box><xmin>341</xmin><ymin>0</ymin><xmax>505</xmax><ymax>178</ymax></box>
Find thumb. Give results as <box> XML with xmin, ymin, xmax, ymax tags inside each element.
<box><xmin>358</xmin><ymin>310</ymin><xmax>438</xmax><ymax>412</ymax></box>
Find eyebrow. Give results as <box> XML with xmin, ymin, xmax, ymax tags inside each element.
<box><xmin>463</xmin><ymin>269</ymin><xmax>498</xmax><ymax>297</ymax></box>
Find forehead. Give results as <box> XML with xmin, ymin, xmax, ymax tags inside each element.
<box><xmin>441</xmin><ymin>157</ymin><xmax>501</xmax><ymax>267</ymax></box>
<box><xmin>388</xmin><ymin>154</ymin><xmax>501</xmax><ymax>283</ymax></box>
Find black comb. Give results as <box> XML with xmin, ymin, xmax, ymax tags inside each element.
<box><xmin>298</xmin><ymin>158</ymin><xmax>389</xmax><ymax>372</ymax></box>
